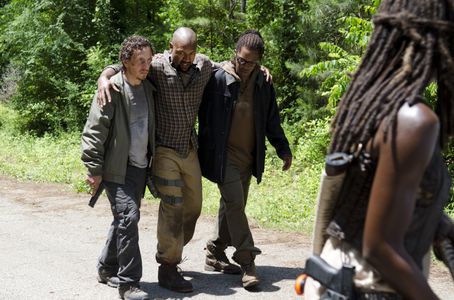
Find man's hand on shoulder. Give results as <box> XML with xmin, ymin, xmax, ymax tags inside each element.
<box><xmin>97</xmin><ymin>76</ymin><xmax>119</xmax><ymax>107</ymax></box>
<box><xmin>260</xmin><ymin>66</ymin><xmax>273</xmax><ymax>83</ymax></box>
<box><xmin>96</xmin><ymin>66</ymin><xmax>120</xmax><ymax>107</ymax></box>
<box><xmin>153</xmin><ymin>53</ymin><xmax>164</xmax><ymax>60</ymax></box>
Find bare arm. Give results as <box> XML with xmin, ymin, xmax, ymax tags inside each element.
<box><xmin>363</xmin><ymin>102</ymin><xmax>440</xmax><ymax>299</ymax></box>
<box><xmin>97</xmin><ymin>66</ymin><xmax>120</xmax><ymax>106</ymax></box>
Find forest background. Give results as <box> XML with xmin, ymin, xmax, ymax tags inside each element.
<box><xmin>0</xmin><ymin>0</ymin><xmax>453</xmax><ymax>233</ymax></box>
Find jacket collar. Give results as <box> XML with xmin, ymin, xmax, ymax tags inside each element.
<box><xmin>222</xmin><ymin>61</ymin><xmax>264</xmax><ymax>87</ymax></box>
<box><xmin>163</xmin><ymin>50</ymin><xmax>203</xmax><ymax>75</ymax></box>
<box><xmin>111</xmin><ymin>71</ymin><xmax>156</xmax><ymax>93</ymax></box>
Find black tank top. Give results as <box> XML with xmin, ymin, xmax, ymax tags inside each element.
<box><xmin>326</xmin><ymin>146</ymin><xmax>451</xmax><ymax>269</ymax></box>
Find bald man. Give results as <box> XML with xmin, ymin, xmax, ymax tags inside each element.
<box><xmin>98</xmin><ymin>27</ymin><xmax>214</xmax><ymax>293</ymax></box>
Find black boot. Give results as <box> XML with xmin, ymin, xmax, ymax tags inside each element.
<box><xmin>118</xmin><ymin>284</ymin><xmax>150</xmax><ymax>300</ymax></box>
<box><xmin>204</xmin><ymin>244</ymin><xmax>241</xmax><ymax>274</ymax></box>
<box><xmin>158</xmin><ymin>264</ymin><xmax>193</xmax><ymax>293</ymax></box>
<box><xmin>97</xmin><ymin>268</ymin><xmax>119</xmax><ymax>288</ymax></box>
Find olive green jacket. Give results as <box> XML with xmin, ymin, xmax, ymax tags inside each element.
<box><xmin>81</xmin><ymin>72</ymin><xmax>156</xmax><ymax>184</ymax></box>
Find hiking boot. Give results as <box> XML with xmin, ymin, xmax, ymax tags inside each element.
<box><xmin>205</xmin><ymin>250</ymin><xmax>241</xmax><ymax>274</ymax></box>
<box><xmin>97</xmin><ymin>268</ymin><xmax>119</xmax><ymax>288</ymax></box>
<box><xmin>118</xmin><ymin>284</ymin><xmax>150</xmax><ymax>300</ymax></box>
<box><xmin>241</xmin><ymin>262</ymin><xmax>260</xmax><ymax>289</ymax></box>
<box><xmin>158</xmin><ymin>264</ymin><xmax>193</xmax><ymax>293</ymax></box>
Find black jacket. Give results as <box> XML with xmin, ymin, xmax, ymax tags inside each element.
<box><xmin>198</xmin><ymin>68</ymin><xmax>292</xmax><ymax>184</ymax></box>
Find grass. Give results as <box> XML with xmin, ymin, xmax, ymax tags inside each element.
<box><xmin>201</xmin><ymin>160</ymin><xmax>324</xmax><ymax>233</ymax></box>
<box><xmin>0</xmin><ymin>104</ymin><xmax>324</xmax><ymax>234</ymax></box>
<box><xmin>0</xmin><ymin>130</ymin><xmax>84</xmax><ymax>183</ymax></box>
<box><xmin>0</xmin><ymin>128</ymin><xmax>322</xmax><ymax>233</ymax></box>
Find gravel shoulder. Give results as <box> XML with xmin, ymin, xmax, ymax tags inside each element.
<box><xmin>0</xmin><ymin>175</ymin><xmax>452</xmax><ymax>299</ymax></box>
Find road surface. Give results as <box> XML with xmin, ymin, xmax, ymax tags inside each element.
<box><xmin>0</xmin><ymin>176</ymin><xmax>452</xmax><ymax>299</ymax></box>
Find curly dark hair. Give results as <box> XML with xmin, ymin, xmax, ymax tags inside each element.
<box><xmin>119</xmin><ymin>35</ymin><xmax>154</xmax><ymax>63</ymax></box>
<box><xmin>329</xmin><ymin>0</ymin><xmax>454</xmax><ymax>154</ymax></box>
<box><xmin>235</xmin><ymin>29</ymin><xmax>265</xmax><ymax>59</ymax></box>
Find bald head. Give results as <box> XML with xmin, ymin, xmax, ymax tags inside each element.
<box><xmin>169</xmin><ymin>27</ymin><xmax>198</xmax><ymax>72</ymax></box>
<box><xmin>171</xmin><ymin>27</ymin><xmax>197</xmax><ymax>48</ymax></box>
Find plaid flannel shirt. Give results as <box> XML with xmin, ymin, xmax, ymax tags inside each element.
<box><xmin>150</xmin><ymin>51</ymin><xmax>213</xmax><ymax>157</ymax></box>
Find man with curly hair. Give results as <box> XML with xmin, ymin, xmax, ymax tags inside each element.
<box><xmin>81</xmin><ymin>35</ymin><xmax>155</xmax><ymax>300</ymax></box>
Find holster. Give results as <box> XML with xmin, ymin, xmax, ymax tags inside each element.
<box><xmin>146</xmin><ymin>168</ymin><xmax>159</xmax><ymax>198</ymax></box>
<box><xmin>312</xmin><ymin>152</ymin><xmax>352</xmax><ymax>254</ymax></box>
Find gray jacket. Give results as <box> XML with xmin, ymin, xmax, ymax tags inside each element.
<box><xmin>81</xmin><ymin>72</ymin><xmax>156</xmax><ymax>184</ymax></box>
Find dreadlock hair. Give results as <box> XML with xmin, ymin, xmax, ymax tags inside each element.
<box><xmin>235</xmin><ymin>29</ymin><xmax>265</xmax><ymax>59</ymax></box>
<box><xmin>329</xmin><ymin>0</ymin><xmax>454</xmax><ymax>155</ymax></box>
<box><xmin>119</xmin><ymin>35</ymin><xmax>154</xmax><ymax>64</ymax></box>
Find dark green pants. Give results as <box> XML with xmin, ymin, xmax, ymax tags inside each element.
<box><xmin>207</xmin><ymin>159</ymin><xmax>261</xmax><ymax>264</ymax></box>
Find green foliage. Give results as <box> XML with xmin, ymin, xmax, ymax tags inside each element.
<box><xmin>1</xmin><ymin>0</ymin><xmax>374</xmax><ymax>136</ymax></box>
<box><xmin>159</xmin><ymin>0</ymin><xmax>248</xmax><ymax>62</ymax></box>
<box><xmin>286</xmin><ymin>117</ymin><xmax>331</xmax><ymax>168</ymax></box>
<box><xmin>298</xmin><ymin>1</ymin><xmax>375</xmax><ymax>108</ymax></box>
<box><xmin>1</xmin><ymin>0</ymin><xmax>89</xmax><ymax>133</ymax></box>
<box><xmin>0</xmin><ymin>104</ymin><xmax>85</xmax><ymax>187</ymax></box>
<box><xmin>300</xmin><ymin>42</ymin><xmax>361</xmax><ymax>108</ymax></box>
<box><xmin>0</xmin><ymin>103</ymin><xmax>19</xmax><ymax>132</ymax></box>
<box><xmin>0</xmin><ymin>0</ymin><xmax>170</xmax><ymax>135</ymax></box>
<box><xmin>0</xmin><ymin>101</ymin><xmax>328</xmax><ymax>232</ymax></box>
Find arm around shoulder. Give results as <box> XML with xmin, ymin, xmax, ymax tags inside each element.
<box><xmin>97</xmin><ymin>64</ymin><xmax>122</xmax><ymax>106</ymax></box>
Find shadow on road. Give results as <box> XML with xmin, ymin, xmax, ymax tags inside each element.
<box><xmin>139</xmin><ymin>265</ymin><xmax>303</xmax><ymax>299</ymax></box>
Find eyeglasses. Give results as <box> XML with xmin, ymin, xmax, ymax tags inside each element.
<box><xmin>235</xmin><ymin>55</ymin><xmax>259</xmax><ymax>66</ymax></box>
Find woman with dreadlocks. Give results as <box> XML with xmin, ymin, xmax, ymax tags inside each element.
<box><xmin>304</xmin><ymin>0</ymin><xmax>454</xmax><ymax>299</ymax></box>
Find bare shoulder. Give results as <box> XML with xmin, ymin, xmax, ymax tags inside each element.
<box><xmin>374</xmin><ymin>102</ymin><xmax>438</xmax><ymax>148</ymax></box>
<box><xmin>392</xmin><ymin>102</ymin><xmax>439</xmax><ymax>166</ymax></box>
<box><xmin>397</xmin><ymin>102</ymin><xmax>439</xmax><ymax>135</ymax></box>
<box><xmin>373</xmin><ymin>102</ymin><xmax>439</xmax><ymax>169</ymax></box>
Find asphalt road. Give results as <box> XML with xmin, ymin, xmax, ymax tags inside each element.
<box><xmin>0</xmin><ymin>176</ymin><xmax>452</xmax><ymax>299</ymax></box>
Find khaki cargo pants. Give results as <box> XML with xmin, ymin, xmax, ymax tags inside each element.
<box><xmin>152</xmin><ymin>146</ymin><xmax>202</xmax><ymax>265</ymax></box>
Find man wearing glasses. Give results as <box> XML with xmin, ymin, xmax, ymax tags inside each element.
<box><xmin>198</xmin><ymin>30</ymin><xmax>293</xmax><ymax>289</ymax></box>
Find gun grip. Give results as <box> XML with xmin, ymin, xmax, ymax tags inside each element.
<box><xmin>303</xmin><ymin>255</ymin><xmax>355</xmax><ymax>299</ymax></box>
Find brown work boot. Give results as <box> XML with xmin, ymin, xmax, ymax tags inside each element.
<box><xmin>118</xmin><ymin>284</ymin><xmax>150</xmax><ymax>300</ymax></box>
<box><xmin>205</xmin><ymin>245</ymin><xmax>241</xmax><ymax>274</ymax></box>
<box><xmin>241</xmin><ymin>262</ymin><xmax>260</xmax><ymax>289</ymax></box>
<box><xmin>158</xmin><ymin>264</ymin><xmax>193</xmax><ymax>293</ymax></box>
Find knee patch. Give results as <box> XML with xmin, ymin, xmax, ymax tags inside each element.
<box><xmin>153</xmin><ymin>175</ymin><xmax>184</xmax><ymax>205</ymax></box>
